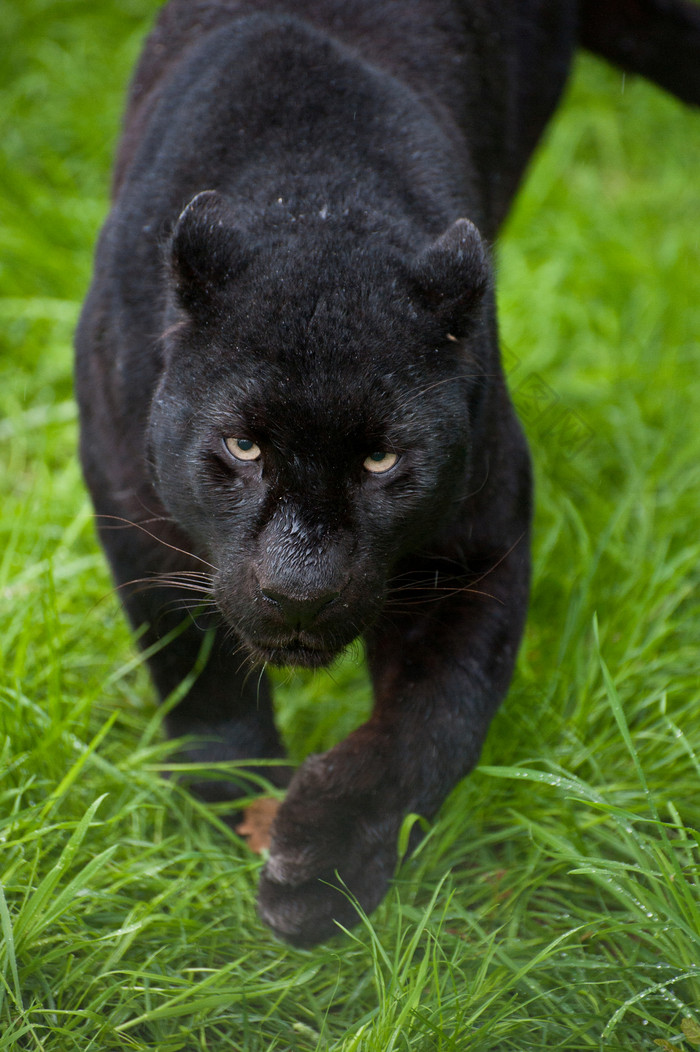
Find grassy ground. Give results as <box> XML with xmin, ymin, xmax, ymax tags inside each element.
<box><xmin>1</xmin><ymin>1</ymin><xmax>699</xmax><ymax>1049</ymax></box>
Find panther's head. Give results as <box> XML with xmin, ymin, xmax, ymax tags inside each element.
<box><xmin>148</xmin><ymin>190</ymin><xmax>492</xmax><ymax>666</ymax></box>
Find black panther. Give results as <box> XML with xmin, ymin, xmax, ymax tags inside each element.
<box><xmin>75</xmin><ymin>0</ymin><xmax>700</xmax><ymax>945</ymax></box>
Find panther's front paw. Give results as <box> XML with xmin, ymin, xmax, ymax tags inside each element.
<box><xmin>257</xmin><ymin>849</ymin><xmax>393</xmax><ymax>946</ymax></box>
<box><xmin>256</xmin><ymin>760</ymin><xmax>400</xmax><ymax>945</ymax></box>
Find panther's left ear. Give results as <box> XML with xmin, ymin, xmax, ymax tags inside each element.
<box><xmin>411</xmin><ymin>218</ymin><xmax>489</xmax><ymax>337</ymax></box>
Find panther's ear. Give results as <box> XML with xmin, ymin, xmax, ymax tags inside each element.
<box><xmin>169</xmin><ymin>190</ymin><xmax>248</xmax><ymax>315</ymax></box>
<box><xmin>411</xmin><ymin>218</ymin><xmax>489</xmax><ymax>337</ymax></box>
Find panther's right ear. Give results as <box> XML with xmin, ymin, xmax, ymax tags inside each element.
<box><xmin>169</xmin><ymin>190</ymin><xmax>249</xmax><ymax>315</ymax></box>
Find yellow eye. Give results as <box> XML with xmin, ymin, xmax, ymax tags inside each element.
<box><xmin>224</xmin><ymin>437</ymin><xmax>261</xmax><ymax>461</ymax></box>
<box><xmin>363</xmin><ymin>451</ymin><xmax>398</xmax><ymax>474</ymax></box>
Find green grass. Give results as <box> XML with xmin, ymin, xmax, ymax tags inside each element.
<box><xmin>1</xmin><ymin>1</ymin><xmax>699</xmax><ymax>1048</ymax></box>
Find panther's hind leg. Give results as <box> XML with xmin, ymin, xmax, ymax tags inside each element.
<box><xmin>579</xmin><ymin>0</ymin><xmax>700</xmax><ymax>106</ymax></box>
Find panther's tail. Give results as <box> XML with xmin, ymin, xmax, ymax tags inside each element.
<box><xmin>579</xmin><ymin>0</ymin><xmax>700</xmax><ymax>105</ymax></box>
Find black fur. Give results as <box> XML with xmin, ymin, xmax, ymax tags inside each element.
<box><xmin>75</xmin><ymin>0</ymin><xmax>699</xmax><ymax>946</ymax></box>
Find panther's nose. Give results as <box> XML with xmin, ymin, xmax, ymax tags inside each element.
<box><xmin>259</xmin><ymin>586</ymin><xmax>341</xmax><ymax>630</ymax></box>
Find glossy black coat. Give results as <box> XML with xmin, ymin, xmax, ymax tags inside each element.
<box><xmin>75</xmin><ymin>0</ymin><xmax>700</xmax><ymax>944</ymax></box>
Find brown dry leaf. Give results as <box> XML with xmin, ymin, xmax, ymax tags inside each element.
<box><xmin>236</xmin><ymin>796</ymin><xmax>281</xmax><ymax>854</ymax></box>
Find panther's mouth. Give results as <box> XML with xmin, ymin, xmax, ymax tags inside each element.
<box><xmin>250</xmin><ymin>640</ymin><xmax>341</xmax><ymax>669</ymax></box>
